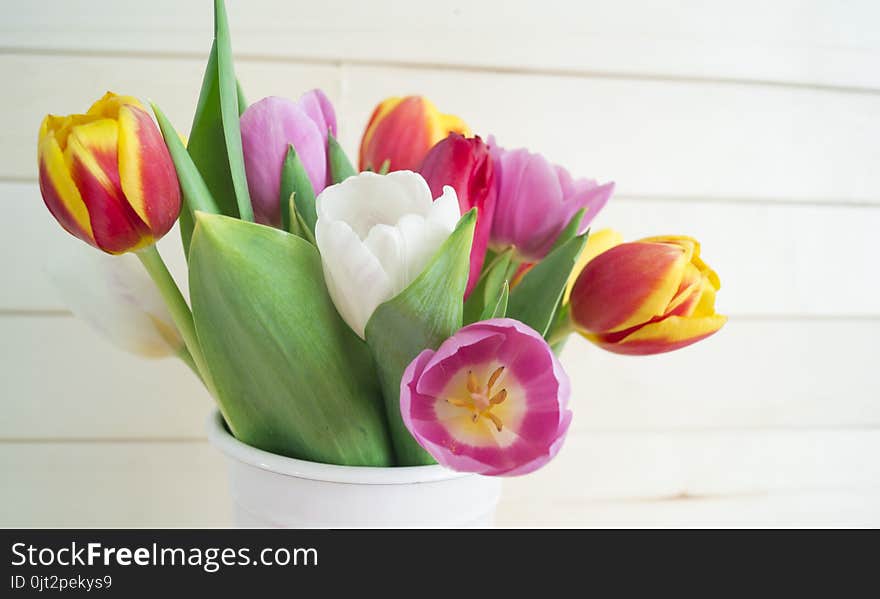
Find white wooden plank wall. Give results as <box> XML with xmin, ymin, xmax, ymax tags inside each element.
<box><xmin>1</xmin><ymin>0</ymin><xmax>878</xmax><ymax>527</ymax></box>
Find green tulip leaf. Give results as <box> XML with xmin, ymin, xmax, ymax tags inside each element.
<box><xmin>189</xmin><ymin>213</ymin><xmax>393</xmax><ymax>466</ymax></box>
<box><xmin>182</xmin><ymin>45</ymin><xmax>233</xmax><ymax>253</ymax></box>
<box><xmin>236</xmin><ymin>78</ymin><xmax>248</xmax><ymax>115</ymax></box>
<box><xmin>181</xmin><ymin>0</ymin><xmax>253</xmax><ymax>255</ymax></box>
<box><xmin>151</xmin><ymin>102</ymin><xmax>221</xmax><ymax>256</ymax></box>
<box><xmin>279</xmin><ymin>145</ymin><xmax>317</xmax><ymax>235</ymax></box>
<box><xmin>551</xmin><ymin>208</ymin><xmax>586</xmax><ymax>253</ymax></box>
<box><xmin>463</xmin><ymin>247</ymin><xmax>513</xmax><ymax>325</ymax></box>
<box><xmin>328</xmin><ymin>132</ymin><xmax>357</xmax><ymax>184</ymax></box>
<box><xmin>364</xmin><ymin>209</ymin><xmax>476</xmax><ymax>465</ymax></box>
<box><xmin>480</xmin><ymin>281</ymin><xmax>509</xmax><ymax>320</ymax></box>
<box><xmin>507</xmin><ymin>233</ymin><xmax>587</xmax><ymax>338</ymax></box>
<box><xmin>285</xmin><ymin>193</ymin><xmax>316</xmax><ymax>245</ymax></box>
<box><xmin>213</xmin><ymin>0</ymin><xmax>253</xmax><ymax>222</ymax></box>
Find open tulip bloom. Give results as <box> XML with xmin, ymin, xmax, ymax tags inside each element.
<box><xmin>35</xmin><ymin>1</ymin><xmax>726</xmax><ymax>476</ymax></box>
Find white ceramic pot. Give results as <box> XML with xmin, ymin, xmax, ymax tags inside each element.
<box><xmin>207</xmin><ymin>411</ymin><xmax>502</xmax><ymax>527</ymax></box>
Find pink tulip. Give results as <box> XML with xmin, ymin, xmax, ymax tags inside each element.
<box><xmin>419</xmin><ymin>133</ymin><xmax>496</xmax><ymax>297</ymax></box>
<box><xmin>400</xmin><ymin>318</ymin><xmax>572</xmax><ymax>476</ymax></box>
<box><xmin>488</xmin><ymin>136</ymin><xmax>614</xmax><ymax>262</ymax></box>
<box><xmin>239</xmin><ymin>90</ymin><xmax>337</xmax><ymax>226</ymax></box>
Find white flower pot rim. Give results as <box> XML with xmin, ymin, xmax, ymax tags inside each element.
<box><xmin>207</xmin><ymin>410</ymin><xmax>473</xmax><ymax>486</ymax></box>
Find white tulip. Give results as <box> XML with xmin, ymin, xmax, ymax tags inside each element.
<box><xmin>46</xmin><ymin>243</ymin><xmax>183</xmax><ymax>358</ymax></box>
<box><xmin>315</xmin><ymin>170</ymin><xmax>460</xmax><ymax>339</ymax></box>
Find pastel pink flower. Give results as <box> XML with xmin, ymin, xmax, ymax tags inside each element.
<box><xmin>240</xmin><ymin>90</ymin><xmax>337</xmax><ymax>226</ymax></box>
<box><xmin>488</xmin><ymin>136</ymin><xmax>614</xmax><ymax>262</ymax></box>
<box><xmin>400</xmin><ymin>318</ymin><xmax>572</xmax><ymax>476</ymax></box>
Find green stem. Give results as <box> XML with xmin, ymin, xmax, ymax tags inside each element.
<box><xmin>137</xmin><ymin>245</ymin><xmax>213</xmax><ymax>393</ymax></box>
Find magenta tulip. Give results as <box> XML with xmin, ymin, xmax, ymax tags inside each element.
<box><xmin>419</xmin><ymin>133</ymin><xmax>496</xmax><ymax>297</ymax></box>
<box><xmin>400</xmin><ymin>318</ymin><xmax>572</xmax><ymax>476</ymax></box>
<box><xmin>488</xmin><ymin>136</ymin><xmax>614</xmax><ymax>262</ymax></box>
<box><xmin>239</xmin><ymin>90</ymin><xmax>337</xmax><ymax>226</ymax></box>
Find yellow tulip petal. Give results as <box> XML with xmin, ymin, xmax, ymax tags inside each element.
<box><xmin>117</xmin><ymin>105</ymin><xmax>149</xmax><ymax>224</ymax></box>
<box><xmin>87</xmin><ymin>91</ymin><xmax>145</xmax><ymax>119</ymax></box>
<box><xmin>588</xmin><ymin>314</ymin><xmax>727</xmax><ymax>355</ymax></box>
<box><xmin>620</xmin><ymin>314</ymin><xmax>727</xmax><ymax>345</ymax></box>
<box><xmin>691</xmin><ymin>276</ymin><xmax>718</xmax><ymax>317</ymax></box>
<box><xmin>664</xmin><ymin>262</ymin><xmax>702</xmax><ymax>316</ymax></box>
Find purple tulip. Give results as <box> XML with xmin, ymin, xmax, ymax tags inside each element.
<box><xmin>240</xmin><ymin>90</ymin><xmax>337</xmax><ymax>226</ymax></box>
<box><xmin>488</xmin><ymin>136</ymin><xmax>615</xmax><ymax>262</ymax></box>
<box><xmin>400</xmin><ymin>318</ymin><xmax>572</xmax><ymax>476</ymax></box>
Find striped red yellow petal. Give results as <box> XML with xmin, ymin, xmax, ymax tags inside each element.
<box><xmin>641</xmin><ymin>234</ymin><xmax>721</xmax><ymax>289</ymax></box>
<box><xmin>86</xmin><ymin>91</ymin><xmax>145</xmax><ymax>118</ymax></box>
<box><xmin>359</xmin><ymin>96</ymin><xmax>404</xmax><ymax>171</ymax></box>
<box><xmin>117</xmin><ymin>104</ymin><xmax>180</xmax><ymax>237</ymax></box>
<box><xmin>570</xmin><ymin>241</ymin><xmax>688</xmax><ymax>334</ymax></box>
<box><xmin>663</xmin><ymin>262</ymin><xmax>703</xmax><ymax>317</ymax></box>
<box><xmin>586</xmin><ymin>314</ymin><xmax>727</xmax><ymax>355</ymax></box>
<box><xmin>38</xmin><ymin>116</ymin><xmax>95</xmax><ymax>246</ymax></box>
<box><xmin>358</xmin><ymin>95</ymin><xmax>470</xmax><ymax>172</ymax></box>
<box><xmin>424</xmin><ymin>96</ymin><xmax>470</xmax><ymax>144</ymax></box>
<box><xmin>563</xmin><ymin>228</ymin><xmax>623</xmax><ymax>304</ymax></box>
<box><xmin>64</xmin><ymin>118</ymin><xmax>153</xmax><ymax>253</ymax></box>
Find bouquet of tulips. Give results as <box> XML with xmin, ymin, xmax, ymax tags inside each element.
<box><xmin>37</xmin><ymin>1</ymin><xmax>726</xmax><ymax>476</ymax></box>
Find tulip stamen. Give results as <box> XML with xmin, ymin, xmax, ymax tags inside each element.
<box><xmin>444</xmin><ymin>366</ymin><xmax>509</xmax><ymax>433</ymax></box>
<box><xmin>489</xmin><ymin>389</ymin><xmax>507</xmax><ymax>405</ymax></box>
<box><xmin>446</xmin><ymin>398</ymin><xmax>471</xmax><ymax>408</ymax></box>
<box><xmin>485</xmin><ymin>412</ymin><xmax>504</xmax><ymax>432</ymax></box>
<box><xmin>466</xmin><ymin>371</ymin><xmax>480</xmax><ymax>394</ymax></box>
<box><xmin>487</xmin><ymin>366</ymin><xmax>505</xmax><ymax>391</ymax></box>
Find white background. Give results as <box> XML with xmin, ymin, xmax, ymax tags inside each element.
<box><xmin>1</xmin><ymin>0</ymin><xmax>879</xmax><ymax>526</ymax></box>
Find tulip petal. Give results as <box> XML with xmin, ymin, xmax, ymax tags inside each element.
<box><xmin>692</xmin><ymin>276</ymin><xmax>719</xmax><ymax>317</ymax></box>
<box><xmin>46</xmin><ymin>243</ymin><xmax>182</xmax><ymax>357</ymax></box>
<box><xmin>297</xmin><ymin>89</ymin><xmax>337</xmax><ymax>145</ymax></box>
<box><xmin>359</xmin><ymin>96</ymin><xmax>402</xmax><ymax>168</ymax></box>
<box><xmin>642</xmin><ymin>235</ymin><xmax>721</xmax><ymax>289</ymax></box>
<box><xmin>591</xmin><ymin>314</ymin><xmax>728</xmax><ymax>355</ymax></box>
<box><xmin>117</xmin><ymin>104</ymin><xmax>180</xmax><ymax>237</ymax></box>
<box><xmin>360</xmin><ymin>96</ymin><xmax>470</xmax><ymax>172</ymax></box>
<box><xmin>38</xmin><ymin>125</ymin><xmax>95</xmax><ymax>246</ymax></box>
<box><xmin>428</xmin><ymin>108</ymin><xmax>471</xmax><ymax>142</ymax></box>
<box><xmin>428</xmin><ymin>184</ymin><xmax>462</xmax><ymax>229</ymax></box>
<box><xmin>400</xmin><ymin>318</ymin><xmax>571</xmax><ymax>476</ymax></box>
<box><xmin>571</xmin><ymin>241</ymin><xmax>688</xmax><ymax>334</ymax></box>
<box><xmin>361</xmin><ymin>97</ymin><xmax>431</xmax><ymax>172</ymax></box>
<box><xmin>316</xmin><ymin>219</ymin><xmax>393</xmax><ymax>339</ymax></box>
<box><xmin>317</xmin><ymin>171</ymin><xmax>422</xmax><ymax>236</ymax></box>
<box><xmin>363</xmin><ymin>222</ymin><xmax>405</xmax><ymax>291</ymax></box>
<box><xmin>397</xmin><ymin>213</ymin><xmax>453</xmax><ymax>285</ymax></box>
<box><xmin>65</xmin><ymin>119</ymin><xmax>152</xmax><ymax>253</ymax></box>
<box><xmin>240</xmin><ymin>96</ymin><xmax>326</xmax><ymax>225</ymax></box>
<box><xmin>664</xmin><ymin>262</ymin><xmax>703</xmax><ymax>317</ymax></box>
<box><xmin>494</xmin><ymin>148</ymin><xmax>564</xmax><ymax>260</ymax></box>
<box><xmin>563</xmin><ymin>228</ymin><xmax>623</xmax><ymax>304</ymax></box>
<box><xmin>86</xmin><ymin>91</ymin><xmax>145</xmax><ymax>118</ymax></box>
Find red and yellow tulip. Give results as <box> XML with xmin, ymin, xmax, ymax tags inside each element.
<box><xmin>569</xmin><ymin>234</ymin><xmax>726</xmax><ymax>355</ymax></box>
<box><xmin>38</xmin><ymin>92</ymin><xmax>181</xmax><ymax>254</ymax></box>
<box><xmin>358</xmin><ymin>96</ymin><xmax>470</xmax><ymax>173</ymax></box>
